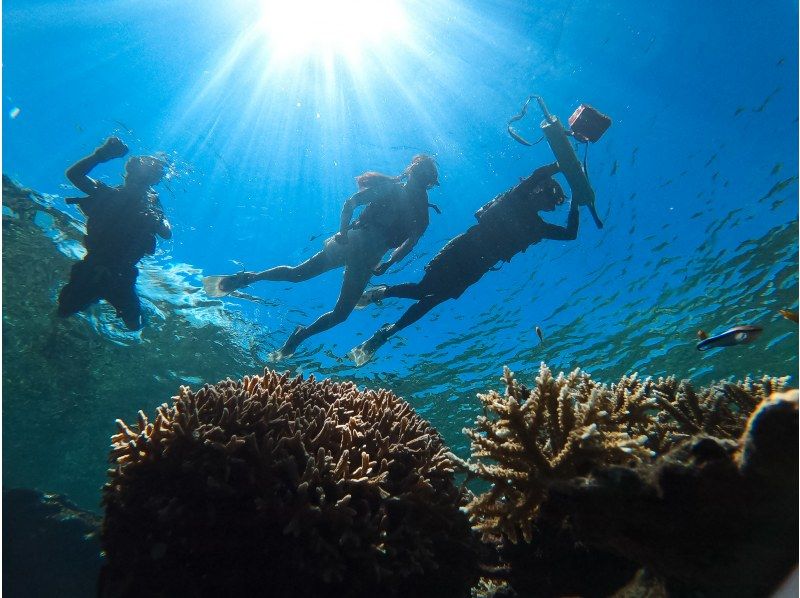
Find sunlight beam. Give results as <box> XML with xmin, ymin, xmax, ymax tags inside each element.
<box><xmin>256</xmin><ymin>0</ymin><xmax>409</xmax><ymax>61</ymax></box>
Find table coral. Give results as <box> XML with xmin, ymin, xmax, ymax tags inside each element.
<box><xmin>100</xmin><ymin>368</ymin><xmax>480</xmax><ymax>597</ymax></box>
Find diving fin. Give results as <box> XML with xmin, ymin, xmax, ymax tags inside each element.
<box><xmin>202</xmin><ymin>272</ymin><xmax>252</xmax><ymax>298</ymax></box>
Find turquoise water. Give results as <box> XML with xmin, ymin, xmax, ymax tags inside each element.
<box><xmin>3</xmin><ymin>1</ymin><xmax>798</xmax><ymax>512</ymax></box>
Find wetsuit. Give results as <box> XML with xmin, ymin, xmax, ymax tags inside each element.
<box><xmin>389</xmin><ymin>163</ymin><xmax>575</xmax><ymax>301</ymax></box>
<box><xmin>57</xmin><ymin>182</ymin><xmax>166</xmax><ymax>330</ymax></box>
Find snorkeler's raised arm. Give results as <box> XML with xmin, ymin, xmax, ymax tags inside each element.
<box><xmin>517</xmin><ymin>162</ymin><xmax>561</xmax><ymax>193</ymax></box>
<box><xmin>539</xmin><ymin>199</ymin><xmax>579</xmax><ymax>241</ymax></box>
<box><xmin>65</xmin><ymin>137</ymin><xmax>129</xmax><ymax>195</ymax></box>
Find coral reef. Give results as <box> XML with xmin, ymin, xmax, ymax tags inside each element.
<box><xmin>100</xmin><ymin>369</ymin><xmax>480</xmax><ymax>597</ymax></box>
<box><xmin>3</xmin><ymin>488</ymin><xmax>103</xmax><ymax>598</ymax></box>
<box><xmin>470</xmin><ymin>577</ymin><xmax>516</xmax><ymax>598</ymax></box>
<box><xmin>462</xmin><ymin>363</ymin><xmax>794</xmax><ymax>597</ymax></box>
<box><xmin>464</xmin><ymin>364</ymin><xmax>791</xmax><ymax>544</ymax></box>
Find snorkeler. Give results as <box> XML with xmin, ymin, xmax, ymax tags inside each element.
<box><xmin>350</xmin><ymin>96</ymin><xmax>612</xmax><ymax>365</ymax></box>
<box><xmin>350</xmin><ymin>163</ymin><xmax>577</xmax><ymax>365</ymax></box>
<box><xmin>57</xmin><ymin>136</ymin><xmax>171</xmax><ymax>330</ymax></box>
<box><xmin>203</xmin><ymin>155</ymin><xmax>440</xmax><ymax>359</ymax></box>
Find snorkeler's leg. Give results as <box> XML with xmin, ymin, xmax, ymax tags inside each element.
<box><xmin>377</xmin><ymin>258</ymin><xmax>449</xmax><ymax>302</ymax></box>
<box><xmin>382</xmin><ymin>282</ymin><xmax>427</xmax><ymax>300</ymax></box>
<box><xmin>274</xmin><ymin>263</ymin><xmax>372</xmax><ymax>357</ymax></box>
<box><xmin>104</xmin><ymin>267</ymin><xmax>144</xmax><ymax>331</ymax></box>
<box><xmin>56</xmin><ymin>260</ymin><xmax>102</xmax><ymax>318</ymax></box>
<box><xmin>350</xmin><ymin>293</ymin><xmax>448</xmax><ymax>366</ymax></box>
<box><xmin>392</xmin><ymin>294</ymin><xmax>448</xmax><ymax>331</ymax></box>
<box><xmin>252</xmin><ymin>239</ymin><xmax>345</xmax><ymax>284</ymax></box>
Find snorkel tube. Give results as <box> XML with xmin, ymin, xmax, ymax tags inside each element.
<box><xmin>508</xmin><ymin>95</ymin><xmax>610</xmax><ymax>229</ymax></box>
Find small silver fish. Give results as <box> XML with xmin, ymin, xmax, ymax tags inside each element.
<box><xmin>696</xmin><ymin>325</ymin><xmax>763</xmax><ymax>351</ymax></box>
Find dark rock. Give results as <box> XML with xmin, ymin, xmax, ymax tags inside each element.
<box><xmin>545</xmin><ymin>393</ymin><xmax>799</xmax><ymax>597</ymax></box>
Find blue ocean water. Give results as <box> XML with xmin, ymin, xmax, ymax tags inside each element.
<box><xmin>2</xmin><ymin>0</ymin><xmax>798</xmax><ymax>511</ymax></box>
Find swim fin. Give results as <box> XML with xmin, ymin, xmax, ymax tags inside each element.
<box><xmin>202</xmin><ymin>272</ymin><xmax>252</xmax><ymax>298</ymax></box>
<box><xmin>355</xmin><ymin>285</ymin><xmax>388</xmax><ymax>309</ymax></box>
<box><xmin>349</xmin><ymin>324</ymin><xmax>392</xmax><ymax>366</ymax></box>
<box><xmin>268</xmin><ymin>325</ymin><xmax>306</xmax><ymax>361</ymax></box>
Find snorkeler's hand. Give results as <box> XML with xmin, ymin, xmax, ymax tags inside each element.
<box><xmin>334</xmin><ymin>232</ymin><xmax>348</xmax><ymax>244</ymax></box>
<box><xmin>373</xmin><ymin>262</ymin><xmax>390</xmax><ymax>276</ymax></box>
<box><xmin>95</xmin><ymin>137</ymin><xmax>129</xmax><ymax>161</ymax></box>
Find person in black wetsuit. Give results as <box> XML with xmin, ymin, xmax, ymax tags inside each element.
<box><xmin>57</xmin><ymin>136</ymin><xmax>171</xmax><ymax>330</ymax></box>
<box><xmin>206</xmin><ymin>155</ymin><xmax>440</xmax><ymax>359</ymax></box>
<box><xmin>350</xmin><ymin>162</ymin><xmax>578</xmax><ymax>365</ymax></box>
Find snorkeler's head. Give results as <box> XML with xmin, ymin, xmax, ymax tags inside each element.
<box><xmin>533</xmin><ymin>177</ymin><xmax>566</xmax><ymax>211</ymax></box>
<box><xmin>125</xmin><ymin>155</ymin><xmax>167</xmax><ymax>187</ymax></box>
<box><xmin>404</xmin><ymin>154</ymin><xmax>439</xmax><ymax>190</ymax></box>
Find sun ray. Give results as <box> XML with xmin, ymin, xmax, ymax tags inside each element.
<box><xmin>157</xmin><ymin>0</ymin><xmax>542</xmax><ymax>239</ymax></box>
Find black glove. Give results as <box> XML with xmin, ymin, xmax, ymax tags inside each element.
<box><xmin>95</xmin><ymin>137</ymin><xmax>129</xmax><ymax>161</ymax></box>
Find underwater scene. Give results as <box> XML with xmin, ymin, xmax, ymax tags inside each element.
<box><xmin>2</xmin><ymin>1</ymin><xmax>798</xmax><ymax>596</ymax></box>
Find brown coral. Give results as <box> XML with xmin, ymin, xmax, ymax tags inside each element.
<box><xmin>463</xmin><ymin>365</ymin><xmax>790</xmax><ymax>545</ymax></box>
<box><xmin>100</xmin><ymin>368</ymin><xmax>480</xmax><ymax>598</ymax></box>
<box><xmin>463</xmin><ymin>364</ymin><xmax>652</xmax><ymax>544</ymax></box>
<box><xmin>464</xmin><ymin>362</ymin><xmax>794</xmax><ymax>597</ymax></box>
<box><xmin>650</xmin><ymin>374</ymin><xmax>791</xmax><ymax>452</ymax></box>
<box><xmin>604</xmin><ymin>372</ymin><xmax>790</xmax><ymax>454</ymax></box>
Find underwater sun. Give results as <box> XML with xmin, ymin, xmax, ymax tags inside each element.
<box><xmin>256</xmin><ymin>0</ymin><xmax>409</xmax><ymax>60</ymax></box>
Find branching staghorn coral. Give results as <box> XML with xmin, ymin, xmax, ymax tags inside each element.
<box><xmin>463</xmin><ymin>364</ymin><xmax>791</xmax><ymax>545</ymax></box>
<box><xmin>463</xmin><ymin>363</ymin><xmax>652</xmax><ymax>544</ymax></box>
<box><xmin>101</xmin><ymin>368</ymin><xmax>479</xmax><ymax>598</ymax></box>
<box><xmin>649</xmin><ymin>374</ymin><xmax>791</xmax><ymax>452</ymax></box>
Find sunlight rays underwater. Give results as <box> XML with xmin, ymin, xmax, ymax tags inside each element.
<box><xmin>162</xmin><ymin>0</ymin><xmax>543</xmax><ymax>215</ymax></box>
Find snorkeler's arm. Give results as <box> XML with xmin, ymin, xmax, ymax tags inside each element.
<box><xmin>516</xmin><ymin>162</ymin><xmax>561</xmax><ymax>194</ymax></box>
<box><xmin>65</xmin><ymin>137</ymin><xmax>129</xmax><ymax>195</ymax></box>
<box><xmin>539</xmin><ymin>200</ymin><xmax>579</xmax><ymax>241</ymax></box>
<box><xmin>374</xmin><ymin>233</ymin><xmax>421</xmax><ymax>275</ymax></box>
<box><xmin>337</xmin><ymin>187</ymin><xmax>381</xmax><ymax>237</ymax></box>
